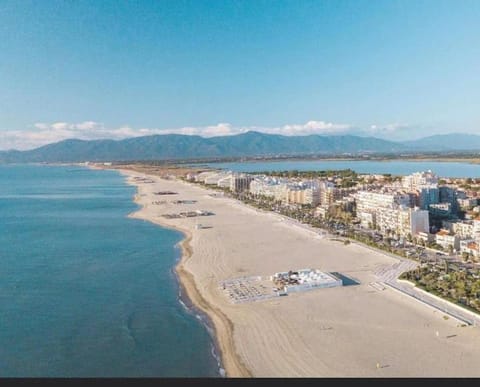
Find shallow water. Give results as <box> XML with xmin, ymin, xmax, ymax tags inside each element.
<box><xmin>0</xmin><ymin>164</ymin><xmax>220</xmax><ymax>377</ymax></box>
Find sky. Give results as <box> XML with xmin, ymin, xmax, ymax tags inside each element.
<box><xmin>0</xmin><ymin>0</ymin><xmax>479</xmax><ymax>150</ymax></box>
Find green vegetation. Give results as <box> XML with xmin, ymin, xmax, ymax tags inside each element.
<box><xmin>400</xmin><ymin>265</ymin><xmax>480</xmax><ymax>313</ymax></box>
<box><xmin>257</xmin><ymin>168</ymin><xmax>358</xmax><ymax>180</ymax></box>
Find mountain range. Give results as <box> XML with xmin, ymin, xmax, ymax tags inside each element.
<box><xmin>1</xmin><ymin>131</ymin><xmax>480</xmax><ymax>163</ymax></box>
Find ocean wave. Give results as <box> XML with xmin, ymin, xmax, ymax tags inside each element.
<box><xmin>177</xmin><ymin>288</ymin><xmax>223</xmax><ymax>376</ymax></box>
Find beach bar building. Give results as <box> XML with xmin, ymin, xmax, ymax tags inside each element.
<box><xmin>271</xmin><ymin>269</ymin><xmax>342</xmax><ymax>294</ymax></box>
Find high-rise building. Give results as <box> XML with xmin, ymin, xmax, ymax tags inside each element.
<box><xmin>408</xmin><ymin>207</ymin><xmax>430</xmax><ymax>235</ymax></box>
<box><xmin>230</xmin><ymin>174</ymin><xmax>254</xmax><ymax>192</ymax></box>
<box><xmin>355</xmin><ymin>191</ymin><xmax>410</xmax><ymax>214</ymax></box>
<box><xmin>419</xmin><ymin>186</ymin><xmax>439</xmax><ymax>210</ymax></box>
<box><xmin>402</xmin><ymin>170</ymin><xmax>439</xmax><ymax>191</ymax></box>
<box><xmin>355</xmin><ymin>190</ymin><xmax>428</xmax><ymax>236</ymax></box>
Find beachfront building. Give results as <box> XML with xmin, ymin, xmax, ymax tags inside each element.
<box><xmin>460</xmin><ymin>239</ymin><xmax>480</xmax><ymax>259</ymax></box>
<box><xmin>442</xmin><ymin>220</ymin><xmax>474</xmax><ymax>240</ymax></box>
<box><xmin>417</xmin><ymin>231</ymin><xmax>434</xmax><ymax>244</ymax></box>
<box><xmin>403</xmin><ymin>207</ymin><xmax>430</xmax><ymax>236</ymax></box>
<box><xmin>355</xmin><ymin>189</ymin><xmax>429</xmax><ymax>237</ymax></box>
<box><xmin>285</xmin><ymin>181</ymin><xmax>320</xmax><ymax>206</ymax></box>
<box><xmin>355</xmin><ymin>190</ymin><xmax>411</xmax><ymax>214</ymax></box>
<box><xmin>314</xmin><ymin>205</ymin><xmax>329</xmax><ymax>219</ymax></box>
<box><xmin>270</xmin><ymin>269</ymin><xmax>342</xmax><ymax>294</ymax></box>
<box><xmin>204</xmin><ymin>171</ymin><xmax>232</xmax><ymax>185</ymax></box>
<box><xmin>435</xmin><ymin>229</ymin><xmax>460</xmax><ymax>251</ymax></box>
<box><xmin>318</xmin><ymin>181</ymin><xmax>351</xmax><ymax>207</ymax></box>
<box><xmin>359</xmin><ymin>211</ymin><xmax>375</xmax><ymax>229</ymax></box>
<box><xmin>374</xmin><ymin>207</ymin><xmax>402</xmax><ymax>235</ymax></box>
<box><xmin>230</xmin><ymin>174</ymin><xmax>254</xmax><ymax>193</ymax></box>
<box><xmin>319</xmin><ymin>181</ymin><xmax>335</xmax><ymax>206</ymax></box>
<box><xmin>217</xmin><ymin>175</ymin><xmax>232</xmax><ymax>188</ymax></box>
<box><xmin>249</xmin><ymin>176</ymin><xmax>289</xmax><ymax>200</ymax></box>
<box><xmin>355</xmin><ymin>190</ymin><xmax>409</xmax><ymax>230</ymax></box>
<box><xmin>339</xmin><ymin>196</ymin><xmax>355</xmax><ymax>213</ymax></box>
<box><xmin>194</xmin><ymin>171</ymin><xmax>216</xmax><ymax>183</ymax></box>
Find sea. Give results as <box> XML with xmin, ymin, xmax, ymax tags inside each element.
<box><xmin>200</xmin><ymin>159</ymin><xmax>480</xmax><ymax>178</ymax></box>
<box><xmin>2</xmin><ymin>159</ymin><xmax>478</xmax><ymax>377</ymax></box>
<box><xmin>0</xmin><ymin>164</ymin><xmax>221</xmax><ymax>377</ymax></box>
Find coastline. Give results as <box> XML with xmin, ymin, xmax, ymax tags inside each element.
<box><xmin>123</xmin><ymin>170</ymin><xmax>252</xmax><ymax>378</ymax></box>
<box><xmin>97</xmin><ymin>165</ymin><xmax>480</xmax><ymax>377</ymax></box>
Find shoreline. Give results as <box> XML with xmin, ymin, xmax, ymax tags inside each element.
<box><xmin>173</xmin><ymin>236</ymin><xmax>225</xmax><ymax>377</ymax></box>
<box><xmin>122</xmin><ymin>170</ymin><xmax>252</xmax><ymax>378</ymax></box>
<box><xmin>94</xmin><ymin>164</ymin><xmax>480</xmax><ymax>377</ymax></box>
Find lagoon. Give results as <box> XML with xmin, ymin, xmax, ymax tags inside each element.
<box><xmin>202</xmin><ymin>159</ymin><xmax>480</xmax><ymax>177</ymax></box>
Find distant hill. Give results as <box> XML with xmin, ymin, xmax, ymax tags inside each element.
<box><xmin>402</xmin><ymin>133</ymin><xmax>480</xmax><ymax>151</ymax></box>
<box><xmin>2</xmin><ymin>131</ymin><xmax>480</xmax><ymax>163</ymax></box>
<box><xmin>0</xmin><ymin>131</ymin><xmax>407</xmax><ymax>163</ymax></box>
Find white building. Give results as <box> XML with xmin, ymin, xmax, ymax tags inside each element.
<box><xmin>355</xmin><ymin>190</ymin><xmax>413</xmax><ymax>234</ymax></box>
<box><xmin>285</xmin><ymin>181</ymin><xmax>320</xmax><ymax>206</ymax></box>
<box><xmin>230</xmin><ymin>174</ymin><xmax>254</xmax><ymax>192</ymax></box>
<box><xmin>204</xmin><ymin>172</ymin><xmax>232</xmax><ymax>185</ymax></box>
<box><xmin>435</xmin><ymin>229</ymin><xmax>460</xmax><ymax>251</ymax></box>
<box><xmin>460</xmin><ymin>239</ymin><xmax>480</xmax><ymax>258</ymax></box>
<box><xmin>407</xmin><ymin>207</ymin><xmax>430</xmax><ymax>235</ymax></box>
<box><xmin>217</xmin><ymin>175</ymin><xmax>232</xmax><ymax>188</ymax></box>
<box><xmin>402</xmin><ymin>170</ymin><xmax>439</xmax><ymax>191</ymax></box>
<box><xmin>359</xmin><ymin>211</ymin><xmax>375</xmax><ymax>229</ymax></box>
<box><xmin>417</xmin><ymin>231</ymin><xmax>434</xmax><ymax>243</ymax></box>
<box><xmin>271</xmin><ymin>269</ymin><xmax>342</xmax><ymax>294</ymax></box>
<box><xmin>355</xmin><ymin>191</ymin><xmax>411</xmax><ymax>214</ymax></box>
<box><xmin>443</xmin><ymin>220</ymin><xmax>474</xmax><ymax>239</ymax></box>
<box><xmin>314</xmin><ymin>205</ymin><xmax>329</xmax><ymax>219</ymax></box>
<box><xmin>194</xmin><ymin>171</ymin><xmax>220</xmax><ymax>183</ymax></box>
<box><xmin>249</xmin><ymin>176</ymin><xmax>288</xmax><ymax>201</ymax></box>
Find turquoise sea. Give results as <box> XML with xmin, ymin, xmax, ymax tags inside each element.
<box><xmin>0</xmin><ymin>165</ymin><xmax>220</xmax><ymax>377</ymax></box>
<box><xmin>202</xmin><ymin>159</ymin><xmax>480</xmax><ymax>178</ymax></box>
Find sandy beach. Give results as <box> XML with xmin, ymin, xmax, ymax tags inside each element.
<box><xmin>118</xmin><ymin>168</ymin><xmax>480</xmax><ymax>377</ymax></box>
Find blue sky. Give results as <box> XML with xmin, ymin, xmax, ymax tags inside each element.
<box><xmin>0</xmin><ymin>0</ymin><xmax>479</xmax><ymax>149</ymax></box>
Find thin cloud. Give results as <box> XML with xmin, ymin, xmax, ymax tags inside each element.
<box><xmin>366</xmin><ymin>123</ymin><xmax>429</xmax><ymax>141</ymax></box>
<box><xmin>368</xmin><ymin>123</ymin><xmax>410</xmax><ymax>134</ymax></box>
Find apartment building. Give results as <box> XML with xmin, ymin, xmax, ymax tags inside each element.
<box><xmin>402</xmin><ymin>170</ymin><xmax>439</xmax><ymax>191</ymax></box>
<box><xmin>435</xmin><ymin>229</ymin><xmax>460</xmax><ymax>251</ymax></box>
<box><xmin>230</xmin><ymin>174</ymin><xmax>254</xmax><ymax>193</ymax></box>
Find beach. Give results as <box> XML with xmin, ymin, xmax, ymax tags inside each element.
<box><xmin>119</xmin><ymin>168</ymin><xmax>480</xmax><ymax>377</ymax></box>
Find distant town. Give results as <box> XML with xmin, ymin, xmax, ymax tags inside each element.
<box><xmin>178</xmin><ymin>168</ymin><xmax>480</xmax><ymax>315</ymax></box>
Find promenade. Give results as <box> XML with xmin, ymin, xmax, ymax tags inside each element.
<box><xmin>371</xmin><ymin>249</ymin><xmax>480</xmax><ymax>326</ymax></box>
